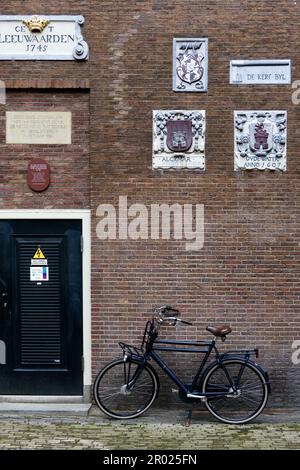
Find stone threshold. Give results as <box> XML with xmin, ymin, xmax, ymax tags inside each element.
<box><xmin>0</xmin><ymin>403</ymin><xmax>91</xmax><ymax>414</ymax></box>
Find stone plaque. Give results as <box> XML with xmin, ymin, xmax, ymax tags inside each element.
<box><xmin>234</xmin><ymin>111</ymin><xmax>287</xmax><ymax>171</ymax></box>
<box><xmin>0</xmin><ymin>15</ymin><xmax>88</xmax><ymax>60</ymax></box>
<box><xmin>153</xmin><ymin>110</ymin><xmax>206</xmax><ymax>170</ymax></box>
<box><xmin>6</xmin><ymin>112</ymin><xmax>72</xmax><ymax>145</ymax></box>
<box><xmin>173</xmin><ymin>38</ymin><xmax>208</xmax><ymax>92</ymax></box>
<box><xmin>27</xmin><ymin>159</ymin><xmax>50</xmax><ymax>192</ymax></box>
<box><xmin>230</xmin><ymin>60</ymin><xmax>291</xmax><ymax>85</ymax></box>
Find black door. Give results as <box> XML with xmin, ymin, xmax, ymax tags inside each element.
<box><xmin>0</xmin><ymin>219</ymin><xmax>83</xmax><ymax>395</ymax></box>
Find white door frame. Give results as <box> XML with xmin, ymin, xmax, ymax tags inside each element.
<box><xmin>0</xmin><ymin>209</ymin><xmax>91</xmax><ymax>400</ymax></box>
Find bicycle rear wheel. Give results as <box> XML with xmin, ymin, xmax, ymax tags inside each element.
<box><xmin>202</xmin><ymin>359</ymin><xmax>269</xmax><ymax>424</ymax></box>
<box><xmin>93</xmin><ymin>358</ymin><xmax>159</xmax><ymax>419</ymax></box>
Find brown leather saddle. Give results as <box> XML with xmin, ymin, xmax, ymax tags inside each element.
<box><xmin>206</xmin><ymin>325</ymin><xmax>232</xmax><ymax>338</ymax></box>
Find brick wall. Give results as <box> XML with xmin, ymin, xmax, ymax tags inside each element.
<box><xmin>0</xmin><ymin>88</ymin><xmax>90</xmax><ymax>209</ymax></box>
<box><xmin>89</xmin><ymin>0</ymin><xmax>300</xmax><ymax>407</ymax></box>
<box><xmin>0</xmin><ymin>0</ymin><xmax>299</xmax><ymax>407</ymax></box>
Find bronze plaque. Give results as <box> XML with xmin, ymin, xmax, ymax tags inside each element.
<box><xmin>27</xmin><ymin>159</ymin><xmax>50</xmax><ymax>192</ymax></box>
<box><xmin>166</xmin><ymin>120</ymin><xmax>192</xmax><ymax>152</ymax></box>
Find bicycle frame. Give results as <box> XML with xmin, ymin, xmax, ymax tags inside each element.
<box><xmin>150</xmin><ymin>339</ymin><xmax>212</xmax><ymax>396</ymax></box>
<box><xmin>145</xmin><ymin>338</ymin><xmax>260</xmax><ymax>399</ymax></box>
<box><xmin>120</xmin><ymin>316</ymin><xmax>262</xmax><ymax>399</ymax></box>
<box><xmin>94</xmin><ymin>308</ymin><xmax>271</xmax><ymax>423</ymax></box>
<box><xmin>94</xmin><ymin>311</ymin><xmax>270</xmax><ymax>423</ymax></box>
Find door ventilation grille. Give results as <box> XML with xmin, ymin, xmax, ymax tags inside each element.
<box><xmin>17</xmin><ymin>242</ymin><xmax>63</xmax><ymax>366</ymax></box>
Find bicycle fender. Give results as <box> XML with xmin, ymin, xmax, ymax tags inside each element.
<box><xmin>221</xmin><ymin>356</ymin><xmax>271</xmax><ymax>394</ymax></box>
<box><xmin>122</xmin><ymin>356</ymin><xmax>161</xmax><ymax>395</ymax></box>
<box><xmin>200</xmin><ymin>357</ymin><xmax>271</xmax><ymax>393</ymax></box>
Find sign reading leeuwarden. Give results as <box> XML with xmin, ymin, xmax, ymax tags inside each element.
<box><xmin>0</xmin><ymin>15</ymin><xmax>88</xmax><ymax>60</ymax></box>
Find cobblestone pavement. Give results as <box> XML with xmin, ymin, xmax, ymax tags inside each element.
<box><xmin>0</xmin><ymin>407</ymin><xmax>299</xmax><ymax>450</ymax></box>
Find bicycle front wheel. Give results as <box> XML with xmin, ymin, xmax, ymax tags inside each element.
<box><xmin>202</xmin><ymin>359</ymin><xmax>269</xmax><ymax>424</ymax></box>
<box><xmin>93</xmin><ymin>358</ymin><xmax>159</xmax><ymax>419</ymax></box>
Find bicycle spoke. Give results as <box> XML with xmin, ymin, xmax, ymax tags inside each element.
<box><xmin>131</xmin><ymin>380</ymin><xmax>153</xmax><ymax>388</ymax></box>
<box><xmin>209</xmin><ymin>397</ymin><xmax>228</xmax><ymax>411</ymax></box>
<box><xmin>101</xmin><ymin>391</ymin><xmax>125</xmax><ymax>402</ymax></box>
<box><xmin>240</xmin><ymin>382</ymin><xmax>263</xmax><ymax>391</ymax></box>
<box><xmin>239</xmin><ymin>394</ymin><xmax>262</xmax><ymax>406</ymax></box>
<box><xmin>94</xmin><ymin>359</ymin><xmax>158</xmax><ymax>418</ymax></box>
<box><xmin>131</xmin><ymin>390</ymin><xmax>153</xmax><ymax>396</ymax></box>
<box><xmin>204</xmin><ymin>360</ymin><xmax>267</xmax><ymax>424</ymax></box>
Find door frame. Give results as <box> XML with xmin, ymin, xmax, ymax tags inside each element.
<box><xmin>0</xmin><ymin>209</ymin><xmax>91</xmax><ymax>401</ymax></box>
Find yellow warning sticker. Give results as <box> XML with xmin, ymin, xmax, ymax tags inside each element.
<box><xmin>33</xmin><ymin>247</ymin><xmax>46</xmax><ymax>259</ymax></box>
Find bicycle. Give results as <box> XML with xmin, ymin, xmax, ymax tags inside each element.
<box><xmin>93</xmin><ymin>305</ymin><xmax>271</xmax><ymax>424</ymax></box>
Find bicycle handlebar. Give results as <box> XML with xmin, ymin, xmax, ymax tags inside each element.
<box><xmin>159</xmin><ymin>305</ymin><xmax>178</xmax><ymax>314</ymax></box>
<box><xmin>164</xmin><ymin>317</ymin><xmax>193</xmax><ymax>326</ymax></box>
<box><xmin>178</xmin><ymin>318</ymin><xmax>193</xmax><ymax>326</ymax></box>
<box><xmin>154</xmin><ymin>305</ymin><xmax>193</xmax><ymax>327</ymax></box>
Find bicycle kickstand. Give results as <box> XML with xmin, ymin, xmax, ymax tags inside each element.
<box><xmin>184</xmin><ymin>407</ymin><xmax>193</xmax><ymax>427</ymax></box>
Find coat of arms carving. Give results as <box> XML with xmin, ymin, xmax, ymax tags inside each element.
<box><xmin>153</xmin><ymin>110</ymin><xmax>206</xmax><ymax>170</ymax></box>
<box><xmin>173</xmin><ymin>38</ymin><xmax>208</xmax><ymax>92</ymax></box>
<box><xmin>166</xmin><ymin>120</ymin><xmax>193</xmax><ymax>152</ymax></box>
<box><xmin>234</xmin><ymin>111</ymin><xmax>287</xmax><ymax>171</ymax></box>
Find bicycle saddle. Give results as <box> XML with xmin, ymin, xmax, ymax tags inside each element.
<box><xmin>206</xmin><ymin>325</ymin><xmax>232</xmax><ymax>337</ymax></box>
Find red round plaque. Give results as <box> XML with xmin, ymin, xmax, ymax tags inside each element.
<box><xmin>27</xmin><ymin>159</ymin><xmax>50</xmax><ymax>192</ymax></box>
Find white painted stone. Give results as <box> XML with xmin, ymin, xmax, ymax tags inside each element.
<box><xmin>234</xmin><ymin>111</ymin><xmax>287</xmax><ymax>171</ymax></box>
<box><xmin>230</xmin><ymin>60</ymin><xmax>291</xmax><ymax>84</ymax></box>
<box><xmin>153</xmin><ymin>110</ymin><xmax>205</xmax><ymax>170</ymax></box>
<box><xmin>0</xmin><ymin>15</ymin><xmax>88</xmax><ymax>60</ymax></box>
<box><xmin>173</xmin><ymin>38</ymin><xmax>208</xmax><ymax>92</ymax></box>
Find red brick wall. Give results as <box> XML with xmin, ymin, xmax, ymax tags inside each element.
<box><xmin>0</xmin><ymin>1</ymin><xmax>299</xmax><ymax>407</ymax></box>
<box><xmin>89</xmin><ymin>0</ymin><xmax>300</xmax><ymax>407</ymax></box>
<box><xmin>0</xmin><ymin>89</ymin><xmax>90</xmax><ymax>209</ymax></box>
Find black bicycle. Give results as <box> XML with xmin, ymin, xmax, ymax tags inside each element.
<box><xmin>93</xmin><ymin>305</ymin><xmax>271</xmax><ymax>424</ymax></box>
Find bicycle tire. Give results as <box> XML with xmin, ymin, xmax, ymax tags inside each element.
<box><xmin>202</xmin><ymin>359</ymin><xmax>269</xmax><ymax>424</ymax></box>
<box><xmin>93</xmin><ymin>358</ymin><xmax>159</xmax><ymax>419</ymax></box>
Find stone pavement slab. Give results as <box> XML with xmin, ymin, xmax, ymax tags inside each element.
<box><xmin>0</xmin><ymin>406</ymin><xmax>299</xmax><ymax>450</ymax></box>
